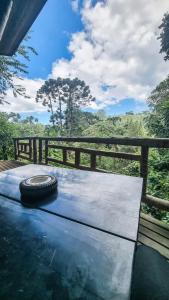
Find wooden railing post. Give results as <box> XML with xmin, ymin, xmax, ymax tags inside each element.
<box><xmin>39</xmin><ymin>138</ymin><xmax>42</xmax><ymax>164</ymax></box>
<box><xmin>33</xmin><ymin>138</ymin><xmax>37</xmax><ymax>164</ymax></box>
<box><xmin>29</xmin><ymin>138</ymin><xmax>32</xmax><ymax>161</ymax></box>
<box><xmin>63</xmin><ymin>149</ymin><xmax>67</xmax><ymax>163</ymax></box>
<box><xmin>13</xmin><ymin>139</ymin><xmax>17</xmax><ymax>160</ymax></box>
<box><xmin>140</xmin><ymin>145</ymin><xmax>149</xmax><ymax>198</ymax></box>
<box><xmin>45</xmin><ymin>139</ymin><xmax>48</xmax><ymax>165</ymax></box>
<box><xmin>75</xmin><ymin>149</ymin><xmax>80</xmax><ymax>168</ymax></box>
<box><xmin>90</xmin><ymin>153</ymin><xmax>96</xmax><ymax>170</ymax></box>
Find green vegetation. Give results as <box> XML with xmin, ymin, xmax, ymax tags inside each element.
<box><xmin>0</xmin><ymin>113</ymin><xmax>45</xmax><ymax>159</ymax></box>
<box><xmin>0</xmin><ymin>108</ymin><xmax>168</xmax><ymax>223</ymax></box>
<box><xmin>0</xmin><ymin>35</ymin><xmax>37</xmax><ymax>104</ymax></box>
<box><xmin>158</xmin><ymin>12</ymin><xmax>169</xmax><ymax>61</ymax></box>
<box><xmin>36</xmin><ymin>78</ymin><xmax>95</xmax><ymax>136</ymax></box>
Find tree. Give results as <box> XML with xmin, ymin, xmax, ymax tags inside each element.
<box><xmin>126</xmin><ymin>111</ymin><xmax>134</xmax><ymax>115</ymax></box>
<box><xmin>36</xmin><ymin>77</ymin><xmax>95</xmax><ymax>136</ymax></box>
<box><xmin>14</xmin><ymin>122</ymin><xmax>44</xmax><ymax>137</ymax></box>
<box><xmin>146</xmin><ymin>13</ymin><xmax>169</xmax><ymax>136</ymax></box>
<box><xmin>141</xmin><ymin>12</ymin><xmax>169</xmax><ymax>222</ymax></box>
<box><xmin>95</xmin><ymin>109</ymin><xmax>107</xmax><ymax>120</ymax></box>
<box><xmin>22</xmin><ymin>116</ymin><xmax>38</xmax><ymax>124</ymax></box>
<box><xmin>158</xmin><ymin>13</ymin><xmax>169</xmax><ymax>61</ymax></box>
<box><xmin>0</xmin><ymin>35</ymin><xmax>37</xmax><ymax>104</ymax></box>
<box><xmin>107</xmin><ymin>116</ymin><xmax>121</xmax><ymax>125</ymax></box>
<box><xmin>147</xmin><ymin>98</ymin><xmax>169</xmax><ymax>137</ymax></box>
<box><xmin>147</xmin><ymin>77</ymin><xmax>169</xmax><ymax>137</ymax></box>
<box><xmin>36</xmin><ymin>78</ymin><xmax>64</xmax><ymax>133</ymax></box>
<box><xmin>73</xmin><ymin>110</ymin><xmax>99</xmax><ymax>135</ymax></box>
<box><xmin>146</xmin><ymin>13</ymin><xmax>169</xmax><ymax>137</ymax></box>
<box><xmin>8</xmin><ymin>112</ymin><xmax>21</xmax><ymax>123</ymax></box>
<box><xmin>148</xmin><ymin>76</ymin><xmax>169</xmax><ymax>106</ymax></box>
<box><xmin>61</xmin><ymin>78</ymin><xmax>95</xmax><ymax>136</ymax></box>
<box><xmin>0</xmin><ymin>113</ymin><xmax>14</xmax><ymax>159</ymax></box>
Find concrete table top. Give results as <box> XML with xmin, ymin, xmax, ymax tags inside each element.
<box><xmin>0</xmin><ymin>164</ymin><xmax>143</xmax><ymax>241</ymax></box>
<box><xmin>0</xmin><ymin>195</ymin><xmax>135</xmax><ymax>300</ymax></box>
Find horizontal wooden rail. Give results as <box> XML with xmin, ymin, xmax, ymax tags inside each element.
<box><xmin>144</xmin><ymin>195</ymin><xmax>169</xmax><ymax>212</ymax></box>
<box><xmin>13</xmin><ymin>136</ymin><xmax>169</xmax><ymax>211</ymax></box>
<box><xmin>18</xmin><ymin>142</ymin><xmax>30</xmax><ymax>146</ymax></box>
<box><xmin>47</xmin><ymin>157</ymin><xmax>108</xmax><ymax>173</ymax></box>
<box><xmin>13</xmin><ymin>136</ymin><xmax>169</xmax><ymax>147</ymax></box>
<box><xmin>48</xmin><ymin>144</ymin><xmax>141</xmax><ymax>161</ymax></box>
<box><xmin>17</xmin><ymin>154</ymin><xmax>32</xmax><ymax>161</ymax></box>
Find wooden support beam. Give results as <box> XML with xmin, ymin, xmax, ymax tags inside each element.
<box><xmin>13</xmin><ymin>139</ymin><xmax>17</xmax><ymax>160</ymax></box>
<box><xmin>39</xmin><ymin>138</ymin><xmax>42</xmax><ymax>164</ymax></box>
<box><xmin>29</xmin><ymin>139</ymin><xmax>32</xmax><ymax>160</ymax></box>
<box><xmin>63</xmin><ymin>149</ymin><xmax>67</xmax><ymax>163</ymax></box>
<box><xmin>33</xmin><ymin>138</ymin><xmax>37</xmax><ymax>164</ymax></box>
<box><xmin>45</xmin><ymin>140</ymin><xmax>48</xmax><ymax>165</ymax></box>
<box><xmin>75</xmin><ymin>149</ymin><xmax>80</xmax><ymax>168</ymax></box>
<box><xmin>140</xmin><ymin>146</ymin><xmax>149</xmax><ymax>198</ymax></box>
<box><xmin>90</xmin><ymin>153</ymin><xmax>96</xmax><ymax>170</ymax></box>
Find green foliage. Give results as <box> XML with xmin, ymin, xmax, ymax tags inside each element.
<box><xmin>147</xmin><ymin>97</ymin><xmax>169</xmax><ymax>137</ymax></box>
<box><xmin>145</xmin><ymin>71</ymin><xmax>169</xmax><ymax>221</ymax></box>
<box><xmin>0</xmin><ymin>35</ymin><xmax>37</xmax><ymax>104</ymax></box>
<box><xmin>0</xmin><ymin>112</ymin><xmax>45</xmax><ymax>159</ymax></box>
<box><xmin>142</xmin><ymin>150</ymin><xmax>169</xmax><ymax>224</ymax></box>
<box><xmin>0</xmin><ymin>109</ymin><xmax>168</xmax><ymax>223</ymax></box>
<box><xmin>147</xmin><ymin>12</ymin><xmax>169</xmax><ymax>137</ymax></box>
<box><xmin>84</xmin><ymin>114</ymin><xmax>148</xmax><ymax>138</ymax></box>
<box><xmin>141</xmin><ymin>204</ymin><xmax>169</xmax><ymax>223</ymax></box>
<box><xmin>36</xmin><ymin>78</ymin><xmax>65</xmax><ymax>132</ymax></box>
<box><xmin>0</xmin><ymin>113</ymin><xmax>15</xmax><ymax>159</ymax></box>
<box><xmin>13</xmin><ymin>122</ymin><xmax>44</xmax><ymax>138</ymax></box>
<box><xmin>146</xmin><ymin>75</ymin><xmax>169</xmax><ymax>137</ymax></box>
<box><xmin>158</xmin><ymin>13</ymin><xmax>169</xmax><ymax>61</ymax></box>
<box><xmin>95</xmin><ymin>109</ymin><xmax>107</xmax><ymax>120</ymax></box>
<box><xmin>36</xmin><ymin>77</ymin><xmax>95</xmax><ymax>136</ymax></box>
<box><xmin>148</xmin><ymin>149</ymin><xmax>169</xmax><ymax>200</ymax></box>
<box><xmin>72</xmin><ymin>110</ymin><xmax>99</xmax><ymax>135</ymax></box>
<box><xmin>125</xmin><ymin>111</ymin><xmax>134</xmax><ymax>115</ymax></box>
<box><xmin>148</xmin><ymin>76</ymin><xmax>169</xmax><ymax>106</ymax></box>
<box><xmin>22</xmin><ymin>116</ymin><xmax>38</xmax><ymax>124</ymax></box>
<box><xmin>8</xmin><ymin>112</ymin><xmax>21</xmax><ymax>123</ymax></box>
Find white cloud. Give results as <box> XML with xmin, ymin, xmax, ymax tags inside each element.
<box><xmin>52</xmin><ymin>0</ymin><xmax>169</xmax><ymax>109</ymax></box>
<box><xmin>71</xmin><ymin>0</ymin><xmax>80</xmax><ymax>12</ymax></box>
<box><xmin>0</xmin><ymin>78</ymin><xmax>45</xmax><ymax>113</ymax></box>
<box><xmin>1</xmin><ymin>0</ymin><xmax>169</xmax><ymax>113</ymax></box>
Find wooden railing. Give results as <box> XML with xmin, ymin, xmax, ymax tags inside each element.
<box><xmin>13</xmin><ymin>136</ymin><xmax>169</xmax><ymax>211</ymax></box>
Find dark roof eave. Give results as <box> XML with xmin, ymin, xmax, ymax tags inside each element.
<box><xmin>0</xmin><ymin>0</ymin><xmax>47</xmax><ymax>56</ymax></box>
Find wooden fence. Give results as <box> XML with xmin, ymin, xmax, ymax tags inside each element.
<box><xmin>13</xmin><ymin>136</ymin><xmax>169</xmax><ymax>211</ymax></box>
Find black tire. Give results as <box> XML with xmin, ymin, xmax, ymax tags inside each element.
<box><xmin>20</xmin><ymin>175</ymin><xmax>57</xmax><ymax>200</ymax></box>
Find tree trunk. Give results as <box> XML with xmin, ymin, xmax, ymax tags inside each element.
<box><xmin>58</xmin><ymin>93</ymin><xmax>62</xmax><ymax>135</ymax></box>
<box><xmin>67</xmin><ymin>95</ymin><xmax>72</xmax><ymax>137</ymax></box>
<box><xmin>49</xmin><ymin>96</ymin><xmax>55</xmax><ymax>127</ymax></box>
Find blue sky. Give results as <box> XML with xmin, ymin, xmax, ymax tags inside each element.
<box><xmin>2</xmin><ymin>0</ymin><xmax>169</xmax><ymax>124</ymax></box>
<box><xmin>26</xmin><ymin>0</ymin><xmax>83</xmax><ymax>79</ymax></box>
